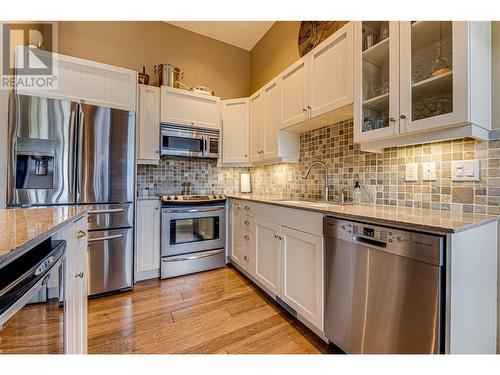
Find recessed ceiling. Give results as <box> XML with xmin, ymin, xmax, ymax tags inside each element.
<box><xmin>166</xmin><ymin>21</ymin><xmax>275</xmax><ymax>51</ymax></box>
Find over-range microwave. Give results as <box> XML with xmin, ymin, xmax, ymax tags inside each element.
<box><xmin>160</xmin><ymin>124</ymin><xmax>220</xmax><ymax>159</ymax></box>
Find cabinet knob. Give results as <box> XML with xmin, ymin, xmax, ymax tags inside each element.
<box><xmin>303</xmin><ymin>108</ymin><xmax>307</xmax><ymax>112</ymax></box>
<box><xmin>244</xmin><ymin>206</ymin><xmax>250</xmax><ymax>211</ymax></box>
<box><xmin>400</xmin><ymin>114</ymin><xmax>407</xmax><ymax>119</ymax></box>
<box><xmin>244</xmin><ymin>256</ymin><xmax>249</xmax><ymax>261</ymax></box>
<box><xmin>244</xmin><ymin>220</ymin><xmax>249</xmax><ymax>225</ymax></box>
<box><xmin>155</xmin><ymin>207</ymin><xmax>159</xmax><ymax>210</ymax></box>
<box><xmin>244</xmin><ymin>154</ymin><xmax>248</xmax><ymax>157</ymax></box>
<box><xmin>244</xmin><ymin>235</ymin><xmax>249</xmax><ymax>240</ymax></box>
<box><xmin>77</xmin><ymin>230</ymin><xmax>86</xmax><ymax>238</ymax></box>
<box><xmin>307</xmin><ymin>105</ymin><xmax>311</xmax><ymax>110</ymax></box>
<box><xmin>155</xmin><ymin>150</ymin><xmax>160</xmax><ymax>154</ymax></box>
<box><xmin>389</xmin><ymin>117</ymin><xmax>396</xmax><ymax>122</ymax></box>
<box><xmin>75</xmin><ymin>272</ymin><xmax>84</xmax><ymax>278</ymax></box>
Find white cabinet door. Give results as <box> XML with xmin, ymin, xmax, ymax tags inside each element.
<box><xmin>280</xmin><ymin>226</ymin><xmax>323</xmax><ymax>330</ymax></box>
<box><xmin>279</xmin><ymin>57</ymin><xmax>309</xmax><ymax>129</ymax></box>
<box><xmin>74</xmin><ymin>218</ymin><xmax>88</xmax><ymax>354</ymax></box>
<box><xmin>254</xmin><ymin>218</ymin><xmax>280</xmax><ymax>295</ymax></box>
<box><xmin>160</xmin><ymin>86</ymin><xmax>221</xmax><ymax>129</ymax></box>
<box><xmin>308</xmin><ymin>22</ymin><xmax>353</xmax><ymax>119</ymax></box>
<box><xmin>353</xmin><ymin>21</ymin><xmax>401</xmax><ymax>143</ymax></box>
<box><xmin>222</xmin><ymin>98</ymin><xmax>249</xmax><ymax>164</ymax></box>
<box><xmin>262</xmin><ymin>80</ymin><xmax>279</xmax><ymax>161</ymax></box>
<box><xmin>249</xmin><ymin>90</ymin><xmax>264</xmax><ymax>162</ymax></box>
<box><xmin>62</xmin><ymin>215</ymin><xmax>88</xmax><ymax>354</ymax></box>
<box><xmin>399</xmin><ymin>21</ymin><xmax>469</xmax><ymax>134</ymax></box>
<box><xmin>15</xmin><ymin>47</ymin><xmax>137</xmax><ymax>111</ymax></box>
<box><xmin>135</xmin><ymin>199</ymin><xmax>161</xmax><ymax>281</ymax></box>
<box><xmin>137</xmin><ymin>85</ymin><xmax>160</xmax><ymax>164</ymax></box>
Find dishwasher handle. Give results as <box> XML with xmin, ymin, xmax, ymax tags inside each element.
<box><xmin>352</xmin><ymin>235</ymin><xmax>387</xmax><ymax>249</ymax></box>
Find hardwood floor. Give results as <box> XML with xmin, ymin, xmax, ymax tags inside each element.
<box><xmin>88</xmin><ymin>266</ymin><xmax>332</xmax><ymax>354</ymax></box>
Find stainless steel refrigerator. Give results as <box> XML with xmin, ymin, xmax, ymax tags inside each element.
<box><xmin>7</xmin><ymin>94</ymin><xmax>135</xmax><ymax>297</ymax></box>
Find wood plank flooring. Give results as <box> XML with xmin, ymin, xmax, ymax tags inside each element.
<box><xmin>88</xmin><ymin>266</ymin><xmax>332</xmax><ymax>354</ymax></box>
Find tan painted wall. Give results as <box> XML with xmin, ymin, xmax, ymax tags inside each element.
<box><xmin>249</xmin><ymin>21</ymin><xmax>301</xmax><ymax>94</ymax></box>
<box><xmin>58</xmin><ymin>22</ymin><xmax>249</xmax><ymax>100</ymax></box>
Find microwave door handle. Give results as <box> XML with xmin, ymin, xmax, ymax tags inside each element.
<box><xmin>203</xmin><ymin>137</ymin><xmax>208</xmax><ymax>156</ymax></box>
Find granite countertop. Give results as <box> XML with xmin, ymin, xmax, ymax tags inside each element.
<box><xmin>0</xmin><ymin>206</ymin><xmax>89</xmax><ymax>267</ymax></box>
<box><xmin>136</xmin><ymin>195</ymin><xmax>160</xmax><ymax>201</ymax></box>
<box><xmin>228</xmin><ymin>194</ymin><xmax>499</xmax><ymax>233</ymax></box>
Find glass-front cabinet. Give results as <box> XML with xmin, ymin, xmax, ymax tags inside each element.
<box><xmin>354</xmin><ymin>21</ymin><xmax>400</xmax><ymax>141</ymax></box>
<box><xmin>399</xmin><ymin>21</ymin><xmax>468</xmax><ymax>134</ymax></box>
<box><xmin>354</xmin><ymin>21</ymin><xmax>491</xmax><ymax>146</ymax></box>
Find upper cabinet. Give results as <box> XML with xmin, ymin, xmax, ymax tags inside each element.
<box><xmin>279</xmin><ymin>22</ymin><xmax>354</xmax><ymax>133</ymax></box>
<box><xmin>137</xmin><ymin>84</ymin><xmax>160</xmax><ymax>165</ymax></box>
<box><xmin>221</xmin><ymin>98</ymin><xmax>250</xmax><ymax>165</ymax></box>
<box><xmin>160</xmin><ymin>86</ymin><xmax>221</xmax><ymax>129</ymax></box>
<box><xmin>354</xmin><ymin>21</ymin><xmax>491</xmax><ymax>151</ymax></box>
<box><xmin>250</xmin><ymin>79</ymin><xmax>299</xmax><ymax>165</ymax></box>
<box><xmin>15</xmin><ymin>47</ymin><xmax>137</xmax><ymax>112</ymax></box>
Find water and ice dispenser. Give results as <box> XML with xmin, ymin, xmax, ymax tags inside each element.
<box><xmin>15</xmin><ymin>138</ymin><xmax>55</xmax><ymax>189</ymax></box>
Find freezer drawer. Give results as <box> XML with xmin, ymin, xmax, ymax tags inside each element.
<box><xmin>87</xmin><ymin>228</ymin><xmax>133</xmax><ymax>296</ymax></box>
<box><xmin>84</xmin><ymin>203</ymin><xmax>134</xmax><ymax>230</ymax></box>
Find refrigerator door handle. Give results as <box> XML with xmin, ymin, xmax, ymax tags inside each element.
<box><xmin>76</xmin><ymin>110</ymin><xmax>85</xmax><ymax>196</ymax></box>
<box><xmin>68</xmin><ymin>109</ymin><xmax>77</xmax><ymax>196</ymax></box>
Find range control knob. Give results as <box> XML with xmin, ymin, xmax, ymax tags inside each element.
<box><xmin>166</xmin><ymin>196</ymin><xmax>171</xmax><ymax>200</ymax></box>
<box><xmin>173</xmin><ymin>196</ymin><xmax>179</xmax><ymax>200</ymax></box>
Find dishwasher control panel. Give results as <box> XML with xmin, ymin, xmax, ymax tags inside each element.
<box><xmin>323</xmin><ymin>217</ymin><xmax>443</xmax><ymax>266</ymax></box>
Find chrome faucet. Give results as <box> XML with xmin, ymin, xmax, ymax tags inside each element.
<box><xmin>302</xmin><ymin>160</ymin><xmax>330</xmax><ymax>202</ymax></box>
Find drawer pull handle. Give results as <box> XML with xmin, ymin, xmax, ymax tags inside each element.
<box><xmin>77</xmin><ymin>230</ymin><xmax>86</xmax><ymax>238</ymax></box>
<box><xmin>87</xmin><ymin>234</ymin><xmax>123</xmax><ymax>243</ymax></box>
<box><xmin>75</xmin><ymin>272</ymin><xmax>84</xmax><ymax>278</ymax></box>
<box><xmin>88</xmin><ymin>208</ymin><xmax>124</xmax><ymax>214</ymax></box>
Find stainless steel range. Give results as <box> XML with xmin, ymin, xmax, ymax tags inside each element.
<box><xmin>159</xmin><ymin>194</ymin><xmax>227</xmax><ymax>279</ymax></box>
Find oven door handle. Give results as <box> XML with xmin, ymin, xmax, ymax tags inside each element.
<box><xmin>162</xmin><ymin>249</ymin><xmax>224</xmax><ymax>262</ymax></box>
<box><xmin>163</xmin><ymin>206</ymin><xmax>225</xmax><ymax>214</ymax></box>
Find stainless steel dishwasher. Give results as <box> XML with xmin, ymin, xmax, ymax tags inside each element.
<box><xmin>324</xmin><ymin>216</ymin><xmax>444</xmax><ymax>354</ymax></box>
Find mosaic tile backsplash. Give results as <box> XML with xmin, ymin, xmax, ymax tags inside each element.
<box><xmin>136</xmin><ymin>158</ymin><xmax>245</xmax><ymax>196</ymax></box>
<box><xmin>137</xmin><ymin>119</ymin><xmax>500</xmax><ymax>215</ymax></box>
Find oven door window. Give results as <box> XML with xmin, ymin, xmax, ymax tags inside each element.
<box><xmin>170</xmin><ymin>216</ymin><xmax>220</xmax><ymax>245</ymax></box>
<box><xmin>163</xmin><ymin>136</ymin><xmax>204</xmax><ymax>153</ymax></box>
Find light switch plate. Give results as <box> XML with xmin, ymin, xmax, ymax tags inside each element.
<box><xmin>422</xmin><ymin>162</ymin><xmax>436</xmax><ymax>181</ymax></box>
<box><xmin>405</xmin><ymin>163</ymin><xmax>418</xmax><ymax>182</ymax></box>
<box><xmin>452</xmin><ymin>160</ymin><xmax>480</xmax><ymax>181</ymax></box>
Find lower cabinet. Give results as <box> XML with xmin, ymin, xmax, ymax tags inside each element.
<box><xmin>58</xmin><ymin>215</ymin><xmax>88</xmax><ymax>354</ymax></box>
<box><xmin>280</xmin><ymin>226</ymin><xmax>324</xmax><ymax>330</ymax></box>
<box><xmin>230</xmin><ymin>199</ymin><xmax>324</xmax><ymax>332</ymax></box>
<box><xmin>254</xmin><ymin>218</ymin><xmax>280</xmax><ymax>295</ymax></box>
<box><xmin>135</xmin><ymin>199</ymin><xmax>161</xmax><ymax>281</ymax></box>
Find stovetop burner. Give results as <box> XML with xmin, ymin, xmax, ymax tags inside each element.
<box><xmin>158</xmin><ymin>194</ymin><xmax>226</xmax><ymax>205</ymax></box>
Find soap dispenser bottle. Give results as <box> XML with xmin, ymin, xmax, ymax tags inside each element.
<box><xmin>354</xmin><ymin>181</ymin><xmax>361</xmax><ymax>204</ymax></box>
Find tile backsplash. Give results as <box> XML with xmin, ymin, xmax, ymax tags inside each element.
<box><xmin>137</xmin><ymin>119</ymin><xmax>500</xmax><ymax>215</ymax></box>
<box><xmin>251</xmin><ymin>120</ymin><xmax>500</xmax><ymax>215</ymax></box>
<box><xmin>136</xmin><ymin>158</ymin><xmax>244</xmax><ymax>196</ymax></box>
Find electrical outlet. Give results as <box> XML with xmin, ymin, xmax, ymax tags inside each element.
<box><xmin>422</xmin><ymin>162</ymin><xmax>436</xmax><ymax>181</ymax></box>
<box><xmin>405</xmin><ymin>163</ymin><xmax>418</xmax><ymax>182</ymax></box>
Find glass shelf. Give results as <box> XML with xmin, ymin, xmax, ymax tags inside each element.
<box><xmin>363</xmin><ymin>92</ymin><xmax>389</xmax><ymax>111</ymax></box>
<box><xmin>362</xmin><ymin>37</ymin><xmax>389</xmax><ymax>66</ymax></box>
